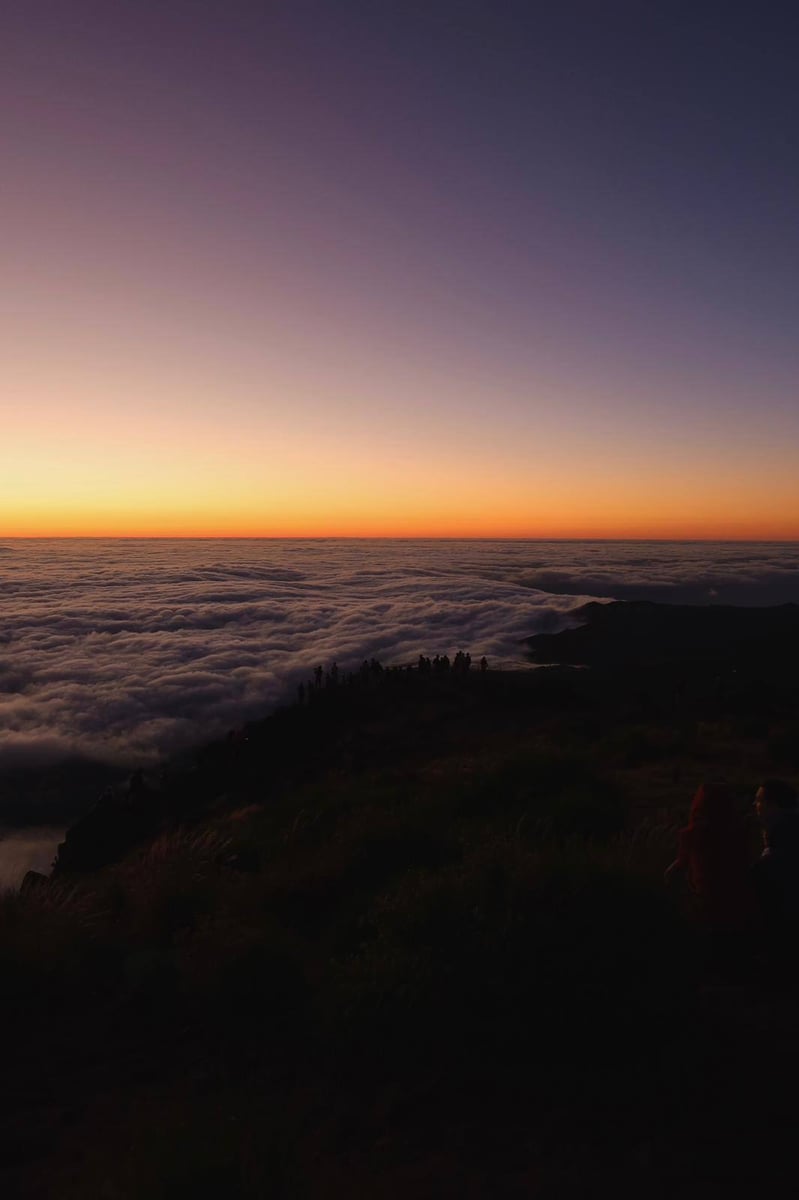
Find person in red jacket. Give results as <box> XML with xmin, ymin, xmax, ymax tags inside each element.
<box><xmin>665</xmin><ymin>782</ymin><xmax>756</xmax><ymax>934</ymax></box>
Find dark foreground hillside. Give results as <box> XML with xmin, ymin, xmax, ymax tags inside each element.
<box><xmin>2</xmin><ymin>606</ymin><xmax>799</xmax><ymax>1197</ymax></box>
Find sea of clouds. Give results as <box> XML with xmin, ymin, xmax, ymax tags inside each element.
<box><xmin>1</xmin><ymin>538</ymin><xmax>798</xmax><ymax>771</ymax></box>
<box><xmin>0</xmin><ymin>537</ymin><xmax>796</xmax><ymax>885</ymax></box>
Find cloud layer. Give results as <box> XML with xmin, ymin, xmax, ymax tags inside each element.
<box><xmin>1</xmin><ymin>539</ymin><xmax>797</xmax><ymax>769</ymax></box>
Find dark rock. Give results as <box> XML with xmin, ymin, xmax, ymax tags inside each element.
<box><xmin>19</xmin><ymin>870</ymin><xmax>49</xmax><ymax>894</ymax></box>
<box><xmin>52</xmin><ymin>777</ymin><xmax>162</xmax><ymax>875</ymax></box>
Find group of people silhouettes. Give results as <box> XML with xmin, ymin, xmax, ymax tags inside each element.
<box><xmin>416</xmin><ymin>652</ymin><xmax>487</xmax><ymax>674</ymax></box>
<box><xmin>667</xmin><ymin>778</ymin><xmax>799</xmax><ymax>978</ymax></box>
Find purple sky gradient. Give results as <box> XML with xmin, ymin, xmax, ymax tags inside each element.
<box><xmin>3</xmin><ymin>2</ymin><xmax>798</xmax><ymax>535</ymax></box>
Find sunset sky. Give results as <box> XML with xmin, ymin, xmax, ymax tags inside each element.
<box><xmin>3</xmin><ymin>1</ymin><xmax>798</xmax><ymax>538</ymax></box>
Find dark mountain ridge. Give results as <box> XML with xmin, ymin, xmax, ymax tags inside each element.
<box><xmin>527</xmin><ymin>599</ymin><xmax>799</xmax><ymax>672</ymax></box>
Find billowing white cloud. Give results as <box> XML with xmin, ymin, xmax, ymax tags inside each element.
<box><xmin>0</xmin><ymin>539</ymin><xmax>796</xmax><ymax>771</ymax></box>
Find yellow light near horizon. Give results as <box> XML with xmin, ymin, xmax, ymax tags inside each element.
<box><xmin>3</xmin><ymin>369</ymin><xmax>799</xmax><ymax>540</ymax></box>
<box><xmin>4</xmin><ymin>478</ymin><xmax>799</xmax><ymax>540</ymax></box>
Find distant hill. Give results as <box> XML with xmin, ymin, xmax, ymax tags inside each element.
<box><xmin>527</xmin><ymin>599</ymin><xmax>799</xmax><ymax>674</ymax></box>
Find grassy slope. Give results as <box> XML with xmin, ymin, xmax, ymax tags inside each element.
<box><xmin>2</xmin><ymin>662</ymin><xmax>798</xmax><ymax>1197</ymax></box>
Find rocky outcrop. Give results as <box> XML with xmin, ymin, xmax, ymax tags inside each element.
<box><xmin>19</xmin><ymin>870</ymin><xmax>49</xmax><ymax>894</ymax></box>
<box><xmin>52</xmin><ymin>774</ymin><xmax>163</xmax><ymax>875</ymax></box>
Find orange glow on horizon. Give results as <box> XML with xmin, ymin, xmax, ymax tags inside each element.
<box><xmin>4</xmin><ymin>346</ymin><xmax>798</xmax><ymax>544</ymax></box>
<box><xmin>4</xmin><ymin>436</ymin><xmax>799</xmax><ymax>541</ymax></box>
<box><xmin>4</xmin><ymin>507</ymin><xmax>798</xmax><ymax>542</ymax></box>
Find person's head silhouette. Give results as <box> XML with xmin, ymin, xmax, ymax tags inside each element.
<box><xmin>755</xmin><ymin>779</ymin><xmax>797</xmax><ymax>821</ymax></box>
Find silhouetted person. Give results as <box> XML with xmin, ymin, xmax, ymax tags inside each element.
<box><xmin>751</xmin><ymin>780</ymin><xmax>799</xmax><ymax>973</ymax></box>
<box><xmin>665</xmin><ymin>782</ymin><xmax>755</xmax><ymax>936</ymax></box>
<box><xmin>480</xmin><ymin>656</ymin><xmax>487</xmax><ymax>673</ymax></box>
<box><xmin>754</xmin><ymin>780</ymin><xmax>799</xmax><ymax>854</ymax></box>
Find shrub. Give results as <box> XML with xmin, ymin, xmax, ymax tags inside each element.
<box><xmin>457</xmin><ymin>749</ymin><xmax>627</xmax><ymax>838</ymax></box>
<box><xmin>332</xmin><ymin>836</ymin><xmax>687</xmax><ymax>1079</ymax></box>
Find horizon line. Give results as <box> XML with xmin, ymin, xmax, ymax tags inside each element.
<box><xmin>3</xmin><ymin>535</ymin><xmax>799</xmax><ymax>544</ymax></box>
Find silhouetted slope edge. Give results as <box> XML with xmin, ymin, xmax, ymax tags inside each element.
<box><xmin>51</xmin><ymin>602</ymin><xmax>799</xmax><ymax>878</ymax></box>
<box><xmin>4</xmin><ymin>616</ymin><xmax>799</xmax><ymax>1196</ymax></box>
